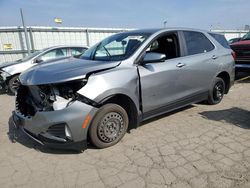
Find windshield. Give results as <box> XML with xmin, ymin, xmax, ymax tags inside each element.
<box><xmin>241</xmin><ymin>32</ymin><xmax>250</xmax><ymax>41</ymax></box>
<box><xmin>21</xmin><ymin>50</ymin><xmax>42</xmax><ymax>62</ymax></box>
<box><xmin>80</xmin><ymin>32</ymin><xmax>150</xmax><ymax>61</ymax></box>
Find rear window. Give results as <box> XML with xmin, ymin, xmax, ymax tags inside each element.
<box><xmin>209</xmin><ymin>33</ymin><xmax>231</xmax><ymax>49</ymax></box>
<box><xmin>183</xmin><ymin>31</ymin><xmax>214</xmax><ymax>56</ymax></box>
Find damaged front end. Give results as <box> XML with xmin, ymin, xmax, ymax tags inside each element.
<box><xmin>16</xmin><ymin>79</ymin><xmax>88</xmax><ymax>116</ymax></box>
<box><xmin>14</xmin><ymin>79</ymin><xmax>98</xmax><ymax>151</ymax></box>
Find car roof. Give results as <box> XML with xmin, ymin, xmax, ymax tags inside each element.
<box><xmin>43</xmin><ymin>45</ymin><xmax>89</xmax><ymax>51</ymax></box>
<box><xmin>123</xmin><ymin>27</ymin><xmax>211</xmax><ymax>35</ymax></box>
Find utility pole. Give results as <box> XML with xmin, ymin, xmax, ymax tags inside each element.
<box><xmin>20</xmin><ymin>8</ymin><xmax>31</xmax><ymax>55</ymax></box>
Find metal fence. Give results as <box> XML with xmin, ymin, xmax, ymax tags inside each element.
<box><xmin>0</xmin><ymin>26</ymin><xmax>128</xmax><ymax>63</ymax></box>
<box><xmin>0</xmin><ymin>27</ymin><xmax>249</xmax><ymax>63</ymax></box>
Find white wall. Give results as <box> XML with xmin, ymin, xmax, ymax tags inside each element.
<box><xmin>212</xmin><ymin>30</ymin><xmax>249</xmax><ymax>40</ymax></box>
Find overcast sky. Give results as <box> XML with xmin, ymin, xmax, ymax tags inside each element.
<box><xmin>0</xmin><ymin>0</ymin><xmax>249</xmax><ymax>30</ymax></box>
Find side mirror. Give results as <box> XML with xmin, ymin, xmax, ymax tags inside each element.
<box><xmin>142</xmin><ymin>52</ymin><xmax>166</xmax><ymax>64</ymax></box>
<box><xmin>34</xmin><ymin>57</ymin><xmax>44</xmax><ymax>63</ymax></box>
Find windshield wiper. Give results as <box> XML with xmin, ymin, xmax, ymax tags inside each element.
<box><xmin>103</xmin><ymin>46</ymin><xmax>111</xmax><ymax>57</ymax></box>
<box><xmin>92</xmin><ymin>43</ymin><xmax>112</xmax><ymax>60</ymax></box>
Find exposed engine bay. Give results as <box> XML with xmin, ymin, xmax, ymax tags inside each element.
<box><xmin>16</xmin><ymin>79</ymin><xmax>89</xmax><ymax>117</ymax></box>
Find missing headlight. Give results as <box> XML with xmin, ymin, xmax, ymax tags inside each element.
<box><xmin>53</xmin><ymin>79</ymin><xmax>87</xmax><ymax>100</ymax></box>
<box><xmin>51</xmin><ymin>79</ymin><xmax>88</xmax><ymax>110</ymax></box>
<box><xmin>16</xmin><ymin>79</ymin><xmax>88</xmax><ymax>115</ymax></box>
<box><xmin>53</xmin><ymin>95</ymin><xmax>72</xmax><ymax>110</ymax></box>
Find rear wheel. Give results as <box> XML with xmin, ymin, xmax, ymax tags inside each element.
<box><xmin>207</xmin><ymin>77</ymin><xmax>225</xmax><ymax>105</ymax></box>
<box><xmin>8</xmin><ymin>75</ymin><xmax>20</xmax><ymax>95</ymax></box>
<box><xmin>89</xmin><ymin>104</ymin><xmax>128</xmax><ymax>149</ymax></box>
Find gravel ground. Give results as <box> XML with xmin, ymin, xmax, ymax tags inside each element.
<box><xmin>0</xmin><ymin>80</ymin><xmax>250</xmax><ymax>188</ymax></box>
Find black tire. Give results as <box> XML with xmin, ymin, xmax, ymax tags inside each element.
<box><xmin>89</xmin><ymin>103</ymin><xmax>129</xmax><ymax>149</ymax></box>
<box><xmin>8</xmin><ymin>75</ymin><xmax>20</xmax><ymax>95</ymax></box>
<box><xmin>207</xmin><ymin>77</ymin><xmax>225</xmax><ymax>105</ymax></box>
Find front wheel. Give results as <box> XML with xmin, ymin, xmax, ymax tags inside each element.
<box><xmin>207</xmin><ymin>77</ymin><xmax>225</xmax><ymax>105</ymax></box>
<box><xmin>8</xmin><ymin>75</ymin><xmax>20</xmax><ymax>95</ymax></box>
<box><xmin>89</xmin><ymin>104</ymin><xmax>129</xmax><ymax>149</ymax></box>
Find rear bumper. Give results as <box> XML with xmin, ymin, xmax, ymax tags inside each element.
<box><xmin>13</xmin><ymin>100</ymin><xmax>98</xmax><ymax>151</ymax></box>
<box><xmin>235</xmin><ymin>63</ymin><xmax>250</xmax><ymax>72</ymax></box>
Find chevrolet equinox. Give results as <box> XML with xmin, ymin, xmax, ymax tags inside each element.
<box><xmin>13</xmin><ymin>28</ymin><xmax>235</xmax><ymax>151</ymax></box>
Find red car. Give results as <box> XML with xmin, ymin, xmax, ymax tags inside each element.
<box><xmin>230</xmin><ymin>32</ymin><xmax>250</xmax><ymax>73</ymax></box>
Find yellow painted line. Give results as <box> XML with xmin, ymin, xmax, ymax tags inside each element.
<box><xmin>236</xmin><ymin>75</ymin><xmax>250</xmax><ymax>82</ymax></box>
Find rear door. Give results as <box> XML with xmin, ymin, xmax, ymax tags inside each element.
<box><xmin>176</xmin><ymin>31</ymin><xmax>219</xmax><ymax>96</ymax></box>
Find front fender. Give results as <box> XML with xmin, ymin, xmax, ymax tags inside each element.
<box><xmin>77</xmin><ymin>66</ymin><xmax>140</xmax><ymax>111</ymax></box>
<box><xmin>3</xmin><ymin>61</ymin><xmax>33</xmax><ymax>76</ymax></box>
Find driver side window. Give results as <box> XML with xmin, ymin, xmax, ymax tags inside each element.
<box><xmin>147</xmin><ymin>33</ymin><xmax>180</xmax><ymax>60</ymax></box>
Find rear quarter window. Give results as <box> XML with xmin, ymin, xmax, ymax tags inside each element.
<box><xmin>209</xmin><ymin>33</ymin><xmax>231</xmax><ymax>49</ymax></box>
<box><xmin>183</xmin><ymin>31</ymin><xmax>215</xmax><ymax>56</ymax></box>
<box><xmin>71</xmin><ymin>47</ymin><xmax>87</xmax><ymax>56</ymax></box>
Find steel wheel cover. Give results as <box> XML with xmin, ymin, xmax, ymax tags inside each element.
<box><xmin>97</xmin><ymin>112</ymin><xmax>124</xmax><ymax>143</ymax></box>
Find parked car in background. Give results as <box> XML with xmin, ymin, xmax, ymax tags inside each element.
<box><xmin>0</xmin><ymin>45</ymin><xmax>88</xmax><ymax>94</ymax></box>
<box><xmin>13</xmin><ymin>28</ymin><xmax>234</xmax><ymax>151</ymax></box>
<box><xmin>230</xmin><ymin>32</ymin><xmax>250</xmax><ymax>73</ymax></box>
<box><xmin>228</xmin><ymin>37</ymin><xmax>241</xmax><ymax>44</ymax></box>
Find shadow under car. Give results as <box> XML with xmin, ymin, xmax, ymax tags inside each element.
<box><xmin>199</xmin><ymin>107</ymin><xmax>250</xmax><ymax>129</ymax></box>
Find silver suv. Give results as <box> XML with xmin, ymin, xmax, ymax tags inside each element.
<box><xmin>13</xmin><ymin>28</ymin><xmax>235</xmax><ymax>151</ymax></box>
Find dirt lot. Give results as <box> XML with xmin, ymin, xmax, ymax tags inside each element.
<box><xmin>1</xmin><ymin>79</ymin><xmax>250</xmax><ymax>188</ymax></box>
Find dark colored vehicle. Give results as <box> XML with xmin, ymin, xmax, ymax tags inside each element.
<box><xmin>230</xmin><ymin>32</ymin><xmax>250</xmax><ymax>73</ymax></box>
<box><xmin>13</xmin><ymin>28</ymin><xmax>234</xmax><ymax>151</ymax></box>
<box><xmin>228</xmin><ymin>37</ymin><xmax>241</xmax><ymax>44</ymax></box>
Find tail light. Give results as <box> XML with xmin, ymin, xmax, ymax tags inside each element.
<box><xmin>231</xmin><ymin>51</ymin><xmax>236</xmax><ymax>61</ymax></box>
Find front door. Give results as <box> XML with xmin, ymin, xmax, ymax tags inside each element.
<box><xmin>138</xmin><ymin>32</ymin><xmax>186</xmax><ymax>118</ymax></box>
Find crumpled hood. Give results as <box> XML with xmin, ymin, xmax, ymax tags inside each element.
<box><xmin>0</xmin><ymin>60</ymin><xmax>22</xmax><ymax>69</ymax></box>
<box><xmin>19</xmin><ymin>57</ymin><xmax>120</xmax><ymax>85</ymax></box>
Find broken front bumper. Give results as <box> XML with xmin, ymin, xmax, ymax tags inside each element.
<box><xmin>13</xmin><ymin>100</ymin><xmax>98</xmax><ymax>151</ymax></box>
<box><xmin>0</xmin><ymin>70</ymin><xmax>10</xmax><ymax>90</ymax></box>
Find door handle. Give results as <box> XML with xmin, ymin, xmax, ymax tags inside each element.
<box><xmin>176</xmin><ymin>62</ymin><xmax>186</xmax><ymax>68</ymax></box>
<box><xmin>212</xmin><ymin>55</ymin><xmax>218</xmax><ymax>60</ymax></box>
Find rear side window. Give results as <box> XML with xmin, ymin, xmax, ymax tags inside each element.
<box><xmin>209</xmin><ymin>33</ymin><xmax>230</xmax><ymax>49</ymax></box>
<box><xmin>71</xmin><ymin>47</ymin><xmax>87</xmax><ymax>56</ymax></box>
<box><xmin>183</xmin><ymin>31</ymin><xmax>214</xmax><ymax>55</ymax></box>
<box><xmin>40</xmin><ymin>48</ymin><xmax>68</xmax><ymax>61</ymax></box>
